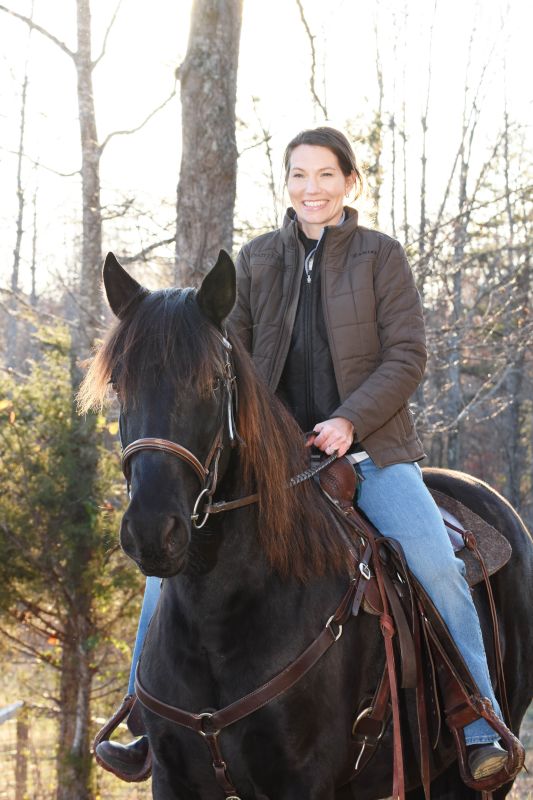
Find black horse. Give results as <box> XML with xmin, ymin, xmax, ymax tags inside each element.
<box><xmin>81</xmin><ymin>251</ymin><xmax>532</xmax><ymax>800</ymax></box>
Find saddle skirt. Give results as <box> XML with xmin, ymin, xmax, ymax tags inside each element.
<box><xmin>318</xmin><ymin>457</ymin><xmax>512</xmax><ymax>588</ymax></box>
<box><xmin>431</xmin><ymin>488</ymin><xmax>512</xmax><ymax>585</ymax></box>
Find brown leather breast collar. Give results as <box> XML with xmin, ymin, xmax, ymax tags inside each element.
<box><xmin>135</xmin><ymin>548</ymin><xmax>372</xmax><ymax>799</ymax></box>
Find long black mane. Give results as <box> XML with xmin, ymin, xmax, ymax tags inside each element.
<box><xmin>79</xmin><ymin>288</ymin><xmax>354</xmax><ymax>582</ymax></box>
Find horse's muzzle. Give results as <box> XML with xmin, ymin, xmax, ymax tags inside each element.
<box><xmin>120</xmin><ymin>511</ymin><xmax>190</xmax><ymax>576</ymax></box>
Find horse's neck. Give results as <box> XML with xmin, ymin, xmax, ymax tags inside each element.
<box><xmin>162</xmin><ymin>507</ymin><xmax>342</xmax><ymax>643</ymax></box>
<box><xmin>173</xmin><ymin>509</ymin><xmax>271</xmax><ymax>607</ymax></box>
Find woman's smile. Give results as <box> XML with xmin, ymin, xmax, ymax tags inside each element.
<box><xmin>286</xmin><ymin>144</ymin><xmax>354</xmax><ymax>237</ymax></box>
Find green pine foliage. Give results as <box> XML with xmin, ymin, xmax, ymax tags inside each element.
<box><xmin>0</xmin><ymin>322</ymin><xmax>141</xmax><ymax>695</ymax></box>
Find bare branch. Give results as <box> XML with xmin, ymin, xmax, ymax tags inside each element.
<box><xmin>295</xmin><ymin>0</ymin><xmax>328</xmax><ymax>119</ymax></box>
<box><xmin>0</xmin><ymin>146</ymin><xmax>80</xmax><ymax>178</ymax></box>
<box><xmin>0</xmin><ymin>624</ymin><xmax>61</xmax><ymax>670</ymax></box>
<box><xmin>426</xmin><ymin>16</ymin><xmax>506</xmax><ymax>255</ymax></box>
<box><xmin>419</xmin><ymin>0</ymin><xmax>438</xmax><ymax>259</ymax></box>
<box><xmin>101</xmin><ymin>198</ymin><xmax>135</xmax><ymax>221</ymax></box>
<box><xmin>99</xmin><ymin>82</ymin><xmax>178</xmax><ymax>152</ymax></box>
<box><xmin>92</xmin><ymin>0</ymin><xmax>123</xmax><ymax>68</ymax></box>
<box><xmin>0</xmin><ymin>289</ymin><xmax>78</xmax><ymax>328</ymax></box>
<box><xmin>0</xmin><ymin>5</ymin><xmax>75</xmax><ymax>59</ymax></box>
<box><xmin>238</xmin><ymin>134</ymin><xmax>272</xmax><ymax>157</ymax></box>
<box><xmin>252</xmin><ymin>98</ymin><xmax>280</xmax><ymax>228</ymax></box>
<box><xmin>121</xmin><ymin>236</ymin><xmax>176</xmax><ymax>265</ymax></box>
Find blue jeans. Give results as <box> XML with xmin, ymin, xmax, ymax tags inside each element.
<box><xmin>128</xmin><ymin>459</ymin><xmax>501</xmax><ymax>744</ymax></box>
<box><xmin>128</xmin><ymin>575</ymin><xmax>161</xmax><ymax>694</ymax></box>
<box><xmin>357</xmin><ymin>458</ymin><xmax>501</xmax><ymax>744</ymax></box>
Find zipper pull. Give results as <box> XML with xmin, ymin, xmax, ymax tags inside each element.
<box><xmin>306</xmin><ymin>272</ymin><xmax>312</xmax><ymax>284</ymax></box>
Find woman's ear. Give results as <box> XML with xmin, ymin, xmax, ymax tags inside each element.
<box><xmin>345</xmin><ymin>173</ymin><xmax>356</xmax><ymax>198</ymax></box>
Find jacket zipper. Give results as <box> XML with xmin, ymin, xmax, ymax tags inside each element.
<box><xmin>304</xmin><ymin>230</ymin><xmax>327</xmax><ymax>431</ymax></box>
<box><xmin>304</xmin><ymin>259</ymin><xmax>313</xmax><ymax>429</ymax></box>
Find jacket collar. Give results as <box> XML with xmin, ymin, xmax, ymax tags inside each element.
<box><xmin>281</xmin><ymin>206</ymin><xmax>359</xmax><ymax>248</ymax></box>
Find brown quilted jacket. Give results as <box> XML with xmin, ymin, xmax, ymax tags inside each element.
<box><xmin>229</xmin><ymin>207</ymin><xmax>427</xmax><ymax>467</ymax></box>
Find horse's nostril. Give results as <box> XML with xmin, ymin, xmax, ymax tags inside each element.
<box><xmin>121</xmin><ymin>516</ymin><xmax>137</xmax><ymax>555</ymax></box>
<box><xmin>161</xmin><ymin>516</ymin><xmax>187</xmax><ymax>558</ymax></box>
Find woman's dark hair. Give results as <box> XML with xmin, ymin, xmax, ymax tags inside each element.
<box><xmin>283</xmin><ymin>127</ymin><xmax>363</xmax><ymax>199</ymax></box>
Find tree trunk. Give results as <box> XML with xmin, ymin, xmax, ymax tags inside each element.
<box><xmin>57</xmin><ymin>609</ymin><xmax>94</xmax><ymax>800</ymax></box>
<box><xmin>15</xmin><ymin>706</ymin><xmax>29</xmax><ymax>800</ymax></box>
<box><xmin>175</xmin><ymin>0</ymin><xmax>243</xmax><ymax>286</ymax></box>
<box><xmin>56</xmin><ymin>2</ymin><xmax>102</xmax><ymax>797</ymax></box>
<box><xmin>7</xmin><ymin>43</ymin><xmax>30</xmax><ymax>369</ymax></box>
<box><xmin>369</xmin><ymin>19</ymin><xmax>384</xmax><ymax>227</ymax></box>
<box><xmin>74</xmin><ymin>0</ymin><xmax>102</xmax><ymax>358</ymax></box>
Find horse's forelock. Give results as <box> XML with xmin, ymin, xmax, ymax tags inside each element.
<box><xmin>79</xmin><ymin>294</ymin><xmax>352</xmax><ymax>581</ymax></box>
<box><xmin>78</xmin><ymin>288</ymin><xmax>224</xmax><ymax>412</ymax></box>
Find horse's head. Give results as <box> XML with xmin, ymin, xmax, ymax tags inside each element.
<box><xmin>99</xmin><ymin>251</ymin><xmax>237</xmax><ymax>577</ymax></box>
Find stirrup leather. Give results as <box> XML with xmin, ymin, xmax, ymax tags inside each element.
<box><xmin>93</xmin><ymin>694</ymin><xmax>152</xmax><ymax>783</ymax></box>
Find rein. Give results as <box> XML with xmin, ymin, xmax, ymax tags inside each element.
<box><xmin>120</xmin><ymin>332</ymin><xmax>384</xmax><ymax>798</ymax></box>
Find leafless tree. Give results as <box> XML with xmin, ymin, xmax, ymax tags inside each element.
<box><xmin>0</xmin><ymin>2</ymin><xmax>176</xmax><ymax>797</ymax></box>
<box><xmin>6</xmin><ymin>5</ymin><xmax>33</xmax><ymax>369</ymax></box>
<box><xmin>174</xmin><ymin>0</ymin><xmax>243</xmax><ymax>285</ymax></box>
<box><xmin>295</xmin><ymin>0</ymin><xmax>328</xmax><ymax>120</ymax></box>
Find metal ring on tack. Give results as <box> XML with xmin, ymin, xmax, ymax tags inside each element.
<box><xmin>191</xmin><ymin>488</ymin><xmax>212</xmax><ymax>529</ymax></box>
<box><xmin>198</xmin><ymin>712</ymin><xmax>220</xmax><ymax>738</ymax></box>
<box><xmin>326</xmin><ymin>615</ymin><xmax>343</xmax><ymax>642</ymax></box>
<box><xmin>351</xmin><ymin>705</ymin><xmax>386</xmax><ymax>740</ymax></box>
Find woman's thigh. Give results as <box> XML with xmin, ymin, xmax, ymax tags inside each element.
<box><xmin>356</xmin><ymin>459</ymin><xmax>465</xmax><ymax>588</ymax></box>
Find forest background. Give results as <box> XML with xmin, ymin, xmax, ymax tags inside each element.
<box><xmin>0</xmin><ymin>0</ymin><xmax>531</xmax><ymax>798</ymax></box>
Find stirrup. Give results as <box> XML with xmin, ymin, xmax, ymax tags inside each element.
<box><xmin>447</xmin><ymin>697</ymin><xmax>525</xmax><ymax>792</ymax></box>
<box><xmin>93</xmin><ymin>694</ymin><xmax>152</xmax><ymax>782</ymax></box>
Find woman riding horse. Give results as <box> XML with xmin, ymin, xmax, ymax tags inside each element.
<box><xmin>94</xmin><ymin>127</ymin><xmax>523</xmax><ymax>786</ymax></box>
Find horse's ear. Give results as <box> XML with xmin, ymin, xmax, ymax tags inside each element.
<box><xmin>103</xmin><ymin>252</ymin><xmax>149</xmax><ymax>319</ymax></box>
<box><xmin>196</xmin><ymin>250</ymin><xmax>236</xmax><ymax>328</ymax></box>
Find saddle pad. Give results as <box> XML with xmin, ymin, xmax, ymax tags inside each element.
<box><xmin>430</xmin><ymin>488</ymin><xmax>512</xmax><ymax>586</ymax></box>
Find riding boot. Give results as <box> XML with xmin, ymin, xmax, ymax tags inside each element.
<box><xmin>415</xmin><ymin>582</ymin><xmax>525</xmax><ymax>792</ymax></box>
<box><xmin>93</xmin><ymin>694</ymin><xmax>152</xmax><ymax>782</ymax></box>
<box><xmin>467</xmin><ymin>742</ymin><xmax>508</xmax><ymax>780</ymax></box>
<box><xmin>95</xmin><ymin>736</ymin><xmax>151</xmax><ymax>782</ymax></box>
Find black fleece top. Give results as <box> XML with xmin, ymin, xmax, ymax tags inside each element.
<box><xmin>276</xmin><ymin>228</ymin><xmax>342</xmax><ymax>434</ymax></box>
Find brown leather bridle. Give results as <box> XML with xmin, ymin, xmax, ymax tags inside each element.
<box><xmin>119</xmin><ymin>331</ymin><xmax>340</xmax><ymax>528</ymax></box>
<box><xmin>120</xmin><ymin>332</ymin><xmax>238</xmax><ymax>529</ymax></box>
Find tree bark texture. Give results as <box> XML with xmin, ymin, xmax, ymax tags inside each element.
<box><xmin>55</xmin><ymin>2</ymin><xmax>102</xmax><ymax>798</ymax></box>
<box><xmin>175</xmin><ymin>0</ymin><xmax>243</xmax><ymax>286</ymax></box>
<box><xmin>74</xmin><ymin>0</ymin><xmax>102</xmax><ymax>357</ymax></box>
<box><xmin>57</xmin><ymin>604</ymin><xmax>94</xmax><ymax>800</ymax></box>
<box><xmin>15</xmin><ymin>707</ymin><xmax>29</xmax><ymax>800</ymax></box>
<box><xmin>7</xmin><ymin>49</ymin><xmax>30</xmax><ymax>369</ymax></box>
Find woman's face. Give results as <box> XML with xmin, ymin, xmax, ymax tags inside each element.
<box><xmin>286</xmin><ymin>144</ymin><xmax>354</xmax><ymax>237</ymax></box>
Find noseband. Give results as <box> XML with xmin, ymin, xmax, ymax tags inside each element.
<box><xmin>121</xmin><ymin>333</ymin><xmax>238</xmax><ymax>528</ymax></box>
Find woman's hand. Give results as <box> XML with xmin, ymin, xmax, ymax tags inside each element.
<box><xmin>307</xmin><ymin>417</ymin><xmax>355</xmax><ymax>457</ymax></box>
